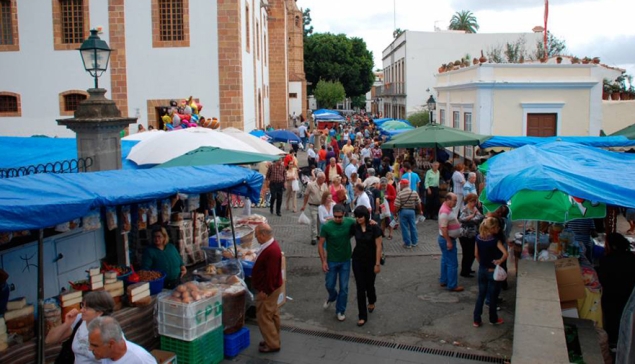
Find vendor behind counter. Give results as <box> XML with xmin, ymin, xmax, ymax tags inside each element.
<box><xmin>142</xmin><ymin>226</ymin><xmax>186</xmax><ymax>289</ymax></box>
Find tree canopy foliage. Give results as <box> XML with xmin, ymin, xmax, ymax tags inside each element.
<box><xmin>407</xmin><ymin>111</ymin><xmax>430</xmax><ymax>128</ymax></box>
<box><xmin>304</xmin><ymin>33</ymin><xmax>375</xmax><ymax>99</ymax></box>
<box><xmin>314</xmin><ymin>80</ymin><xmax>346</xmax><ymax>109</ymax></box>
<box><xmin>534</xmin><ymin>31</ymin><xmax>567</xmax><ymax>60</ymax></box>
<box><xmin>448</xmin><ymin>10</ymin><xmax>479</xmax><ymax>33</ymax></box>
<box><xmin>303</xmin><ymin>8</ymin><xmax>313</xmax><ymax>39</ymax></box>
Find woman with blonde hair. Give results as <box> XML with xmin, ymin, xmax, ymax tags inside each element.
<box><xmin>318</xmin><ymin>191</ymin><xmax>335</xmax><ymax>224</ymax></box>
<box><xmin>330</xmin><ymin>175</ymin><xmax>347</xmax><ymax>205</ymax></box>
<box><xmin>473</xmin><ymin>217</ymin><xmax>508</xmax><ymax>328</ymax></box>
<box><xmin>285</xmin><ymin>159</ymin><xmax>299</xmax><ymax>212</ymax></box>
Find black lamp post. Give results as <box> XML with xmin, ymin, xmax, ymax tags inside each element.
<box><xmin>78</xmin><ymin>29</ymin><xmax>111</xmax><ymax>89</ymax></box>
<box><xmin>427</xmin><ymin>95</ymin><xmax>436</xmax><ymax>124</ymax></box>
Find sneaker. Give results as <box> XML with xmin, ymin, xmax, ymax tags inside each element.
<box><xmin>323</xmin><ymin>300</ymin><xmax>333</xmax><ymax>310</ymax></box>
<box><xmin>403</xmin><ymin>244</ymin><xmax>411</xmax><ymax>249</ymax></box>
<box><xmin>473</xmin><ymin>322</ymin><xmax>482</xmax><ymax>328</ymax></box>
<box><xmin>337</xmin><ymin>313</ymin><xmax>346</xmax><ymax>321</ymax></box>
<box><xmin>485</xmin><ymin>303</ymin><xmax>502</xmax><ymax>311</ymax></box>
<box><xmin>490</xmin><ymin>318</ymin><xmax>504</xmax><ymax>325</ymax></box>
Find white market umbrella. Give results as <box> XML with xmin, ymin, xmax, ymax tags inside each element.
<box><xmin>221</xmin><ymin>127</ymin><xmax>285</xmax><ymax>156</ymax></box>
<box><xmin>127</xmin><ymin>128</ymin><xmax>261</xmax><ymax>165</ymax></box>
<box><xmin>122</xmin><ymin>130</ymin><xmax>165</xmax><ymax>141</ymax></box>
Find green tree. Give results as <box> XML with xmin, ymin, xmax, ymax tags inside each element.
<box><xmin>303</xmin><ymin>8</ymin><xmax>313</xmax><ymax>39</ymax></box>
<box><xmin>314</xmin><ymin>80</ymin><xmax>346</xmax><ymax>109</ymax></box>
<box><xmin>533</xmin><ymin>31</ymin><xmax>567</xmax><ymax>60</ymax></box>
<box><xmin>407</xmin><ymin>111</ymin><xmax>430</xmax><ymax>127</ymax></box>
<box><xmin>304</xmin><ymin>33</ymin><xmax>374</xmax><ymax>99</ymax></box>
<box><xmin>448</xmin><ymin>10</ymin><xmax>479</xmax><ymax>33</ymax></box>
<box><xmin>350</xmin><ymin>95</ymin><xmax>366</xmax><ymax>109</ymax></box>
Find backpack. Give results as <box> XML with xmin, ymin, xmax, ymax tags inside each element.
<box><xmin>365</xmin><ymin>189</ymin><xmax>376</xmax><ymax>213</ymax></box>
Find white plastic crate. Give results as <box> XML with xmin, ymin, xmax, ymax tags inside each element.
<box><xmin>158</xmin><ymin>314</ymin><xmax>222</xmax><ymax>341</ymax></box>
<box><xmin>157</xmin><ymin>290</ymin><xmax>222</xmax><ymax>322</ymax></box>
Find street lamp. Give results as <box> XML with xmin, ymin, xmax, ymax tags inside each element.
<box><xmin>78</xmin><ymin>29</ymin><xmax>111</xmax><ymax>89</ymax></box>
<box><xmin>426</xmin><ymin>95</ymin><xmax>436</xmax><ymax>124</ymax></box>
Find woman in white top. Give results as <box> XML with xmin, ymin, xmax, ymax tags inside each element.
<box><xmin>451</xmin><ymin>163</ymin><xmax>466</xmax><ymax>215</ymax></box>
<box><xmin>46</xmin><ymin>291</ymin><xmax>115</xmax><ymax>364</ymax></box>
<box><xmin>318</xmin><ymin>191</ymin><xmax>335</xmax><ymax>224</ymax></box>
<box><xmin>285</xmin><ymin>159</ymin><xmax>299</xmax><ymax>213</ymax></box>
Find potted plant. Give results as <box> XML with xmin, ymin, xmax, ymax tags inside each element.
<box><xmin>479</xmin><ymin>50</ymin><xmax>487</xmax><ymax>64</ymax></box>
<box><xmin>611</xmin><ymin>83</ymin><xmax>621</xmax><ymax>101</ymax></box>
<box><xmin>556</xmin><ymin>56</ymin><xmax>563</xmax><ymax>64</ymax></box>
<box><xmin>473</xmin><ymin>58</ymin><xmax>479</xmax><ymax>65</ymax></box>
<box><xmin>603</xmin><ymin>79</ymin><xmax>612</xmax><ymax>100</ymax></box>
<box><xmin>519</xmin><ymin>55</ymin><xmax>525</xmax><ymax>64</ymax></box>
<box><xmin>571</xmin><ymin>56</ymin><xmax>580</xmax><ymax>64</ymax></box>
<box><xmin>592</xmin><ymin>57</ymin><xmax>600</xmax><ymax>64</ymax></box>
<box><xmin>439</xmin><ymin>64</ymin><xmax>446</xmax><ymax>73</ymax></box>
<box><xmin>582</xmin><ymin>57</ymin><xmax>591</xmax><ymax>64</ymax></box>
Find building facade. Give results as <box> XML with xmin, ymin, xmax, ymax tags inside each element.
<box><xmin>380</xmin><ymin>29</ymin><xmax>542</xmax><ymax>120</ymax></box>
<box><xmin>0</xmin><ymin>0</ymin><xmax>305</xmax><ymax>136</ymax></box>
<box><xmin>434</xmin><ymin>59</ymin><xmax>635</xmax><ymax>160</ymax></box>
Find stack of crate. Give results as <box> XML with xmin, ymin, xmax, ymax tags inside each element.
<box><xmin>167</xmin><ymin>218</ymin><xmax>204</xmax><ymax>267</ymax></box>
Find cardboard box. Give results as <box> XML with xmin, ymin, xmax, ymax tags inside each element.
<box><xmin>277</xmin><ymin>254</ymin><xmax>287</xmax><ymax>308</ymax></box>
<box><xmin>554</xmin><ymin>258</ymin><xmax>585</xmax><ymax>302</ymax></box>
<box><xmin>561</xmin><ymin>300</ymin><xmax>579</xmax><ymax>318</ymax></box>
<box><xmin>151</xmin><ymin>349</ymin><xmax>176</xmax><ymax>364</ymax></box>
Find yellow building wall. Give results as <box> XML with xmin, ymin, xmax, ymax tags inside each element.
<box><xmin>601</xmin><ymin>102</ymin><xmax>635</xmax><ymax>134</ymax></box>
<box><xmin>492</xmin><ymin>88</ymin><xmax>591</xmax><ymax>135</ymax></box>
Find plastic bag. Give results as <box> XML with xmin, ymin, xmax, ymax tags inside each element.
<box><xmin>148</xmin><ymin>202</ymin><xmax>158</xmax><ymax>225</ymax></box>
<box><xmin>416</xmin><ymin>215</ymin><xmax>426</xmax><ymax>224</ymax></box>
<box><xmin>291</xmin><ymin>179</ymin><xmax>300</xmax><ymax>192</ymax></box>
<box><xmin>389</xmin><ymin>218</ymin><xmax>398</xmax><ymax>228</ymax></box>
<box><xmin>105</xmin><ymin>206</ymin><xmax>118</xmax><ymax>231</ymax></box>
<box><xmin>493</xmin><ymin>264</ymin><xmax>507</xmax><ymax>281</ymax></box>
<box><xmin>82</xmin><ymin>210</ymin><xmax>101</xmax><ymax>231</ymax></box>
<box><xmin>298</xmin><ymin>212</ymin><xmax>310</xmax><ymax>225</ymax></box>
<box><xmin>379</xmin><ymin>198</ymin><xmax>391</xmax><ymax>219</ymax></box>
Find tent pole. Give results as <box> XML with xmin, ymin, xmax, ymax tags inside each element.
<box><xmin>534</xmin><ymin>221</ymin><xmax>538</xmax><ymax>261</ymax></box>
<box><xmin>211</xmin><ymin>198</ymin><xmax>220</xmax><ymax>238</ymax></box>
<box><xmin>227</xmin><ymin>192</ymin><xmax>238</xmax><ymax>260</ymax></box>
<box><xmin>37</xmin><ymin>228</ymin><xmax>44</xmax><ymax>364</ymax></box>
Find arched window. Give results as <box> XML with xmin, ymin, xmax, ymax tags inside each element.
<box><xmin>295</xmin><ymin>15</ymin><xmax>300</xmax><ymax>27</ymax></box>
<box><xmin>59</xmin><ymin>90</ymin><xmax>89</xmax><ymax>116</ymax></box>
<box><xmin>0</xmin><ymin>92</ymin><xmax>21</xmax><ymax>116</ymax></box>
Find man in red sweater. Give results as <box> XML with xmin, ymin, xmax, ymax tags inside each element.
<box><xmin>252</xmin><ymin>224</ymin><xmax>284</xmax><ymax>353</ymax></box>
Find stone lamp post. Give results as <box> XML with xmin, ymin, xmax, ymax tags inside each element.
<box><xmin>57</xmin><ymin>29</ymin><xmax>136</xmax><ymax>171</ymax></box>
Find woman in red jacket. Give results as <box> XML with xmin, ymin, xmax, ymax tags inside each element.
<box><xmin>380</xmin><ymin>177</ymin><xmax>396</xmax><ymax>240</ymax></box>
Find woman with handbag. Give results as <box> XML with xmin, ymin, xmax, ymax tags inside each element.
<box><xmin>350</xmin><ymin>205</ymin><xmax>383</xmax><ymax>327</ymax></box>
<box><xmin>47</xmin><ymin>291</ymin><xmax>115</xmax><ymax>363</ymax></box>
<box><xmin>458</xmin><ymin>193</ymin><xmax>484</xmax><ymax>278</ymax></box>
<box><xmin>285</xmin><ymin>159</ymin><xmax>299</xmax><ymax>213</ymax></box>
<box><xmin>473</xmin><ymin>217</ymin><xmax>508</xmax><ymax>328</ymax></box>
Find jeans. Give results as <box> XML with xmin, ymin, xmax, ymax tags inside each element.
<box><xmin>352</xmin><ymin>259</ymin><xmax>376</xmax><ymax>321</ymax></box>
<box><xmin>325</xmin><ymin>260</ymin><xmax>351</xmax><ymax>315</ymax></box>
<box><xmin>318</xmin><ymin>161</ymin><xmax>326</xmax><ymax>171</ymax></box>
<box><xmin>399</xmin><ymin>209</ymin><xmax>417</xmax><ymax>246</ymax></box>
<box><xmin>269</xmin><ymin>182</ymin><xmax>284</xmax><ymax>214</ymax></box>
<box><xmin>438</xmin><ymin>235</ymin><xmax>458</xmax><ymax>289</ymax></box>
<box><xmin>473</xmin><ymin>267</ymin><xmax>500</xmax><ymax>324</ymax></box>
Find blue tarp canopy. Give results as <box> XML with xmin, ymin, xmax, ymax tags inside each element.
<box><xmin>485</xmin><ymin>142</ymin><xmax>635</xmax><ymax>208</ymax></box>
<box><xmin>480</xmin><ymin>135</ymin><xmax>635</xmax><ymax>149</ymax></box>
<box><xmin>314</xmin><ymin>113</ymin><xmax>346</xmax><ymax>121</ymax></box>
<box><xmin>0</xmin><ymin>137</ymin><xmax>140</xmax><ymax>170</ymax></box>
<box><xmin>313</xmin><ymin>109</ymin><xmax>340</xmax><ymax>115</ymax></box>
<box><xmin>0</xmin><ymin>165</ymin><xmax>263</xmax><ymax>232</ymax></box>
<box><xmin>374</xmin><ymin>118</ymin><xmax>413</xmax><ymax>127</ymax></box>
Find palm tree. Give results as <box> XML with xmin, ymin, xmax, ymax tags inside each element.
<box><xmin>448</xmin><ymin>10</ymin><xmax>479</xmax><ymax>33</ymax></box>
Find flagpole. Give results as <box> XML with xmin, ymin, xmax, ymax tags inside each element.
<box><xmin>544</xmin><ymin>0</ymin><xmax>549</xmax><ymax>60</ymax></box>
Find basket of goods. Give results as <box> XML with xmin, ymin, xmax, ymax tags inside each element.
<box><xmin>101</xmin><ymin>263</ymin><xmax>132</xmax><ymax>281</ymax></box>
<box><xmin>125</xmin><ymin>269</ymin><xmax>166</xmax><ymax>295</ymax></box>
<box><xmin>192</xmin><ymin>260</ymin><xmax>243</xmax><ymax>282</ymax></box>
<box><xmin>158</xmin><ymin>282</ymin><xmax>223</xmax><ymax>341</ymax></box>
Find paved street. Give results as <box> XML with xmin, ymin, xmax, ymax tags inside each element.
<box><xmin>224</xmin><ymin>204</ymin><xmax>516</xmax><ymax>364</ymax></box>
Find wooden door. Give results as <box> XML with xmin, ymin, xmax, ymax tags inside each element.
<box><xmin>527</xmin><ymin>113</ymin><xmax>557</xmax><ymax>136</ymax></box>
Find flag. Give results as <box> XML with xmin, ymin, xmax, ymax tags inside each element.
<box><xmin>544</xmin><ymin>0</ymin><xmax>549</xmax><ymax>59</ymax></box>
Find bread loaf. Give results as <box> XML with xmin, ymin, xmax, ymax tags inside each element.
<box><xmin>60</xmin><ymin>290</ymin><xmax>82</xmax><ymax>303</ymax></box>
<box><xmin>7</xmin><ymin>297</ymin><xmax>26</xmax><ymax>311</ymax></box>
<box><xmin>104</xmin><ymin>271</ymin><xmax>118</xmax><ymax>280</ymax></box>
<box><xmin>126</xmin><ymin>282</ymin><xmax>149</xmax><ymax>297</ymax></box>
<box><xmin>62</xmin><ymin>296</ymin><xmax>83</xmax><ymax>307</ymax></box>
<box><xmin>108</xmin><ymin>287</ymin><xmax>124</xmax><ymax>298</ymax></box>
<box><xmin>104</xmin><ymin>280</ymin><xmax>123</xmax><ymax>292</ymax></box>
<box><xmin>89</xmin><ymin>267</ymin><xmax>101</xmax><ymax>276</ymax></box>
<box><xmin>4</xmin><ymin>305</ymin><xmax>34</xmax><ymax>321</ymax></box>
<box><xmin>130</xmin><ymin>289</ymin><xmax>150</xmax><ymax>303</ymax></box>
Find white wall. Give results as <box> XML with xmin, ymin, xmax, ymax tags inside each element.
<box><xmin>0</xmin><ymin>0</ymin><xmax>110</xmax><ymax>137</ymax></box>
<box><xmin>382</xmin><ymin>30</ymin><xmax>542</xmax><ymax>116</ymax></box>
<box><xmin>288</xmin><ymin>81</ymin><xmax>303</xmax><ymax>117</ymax></box>
<box><xmin>125</xmin><ymin>0</ymin><xmax>220</xmax><ymax>130</ymax></box>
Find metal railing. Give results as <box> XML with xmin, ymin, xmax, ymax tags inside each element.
<box><xmin>378</xmin><ymin>82</ymin><xmax>406</xmax><ymax>97</ymax></box>
<box><xmin>0</xmin><ymin>157</ymin><xmax>94</xmax><ymax>179</ymax></box>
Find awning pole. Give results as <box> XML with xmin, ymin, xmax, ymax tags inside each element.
<box><xmin>37</xmin><ymin>228</ymin><xmax>44</xmax><ymax>364</ymax></box>
<box><xmin>227</xmin><ymin>192</ymin><xmax>239</xmax><ymax>260</ymax></box>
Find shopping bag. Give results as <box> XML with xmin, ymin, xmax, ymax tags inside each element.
<box><xmin>389</xmin><ymin>218</ymin><xmax>398</xmax><ymax>228</ymax></box>
<box><xmin>298</xmin><ymin>211</ymin><xmax>310</xmax><ymax>225</ymax></box>
<box><xmin>416</xmin><ymin>215</ymin><xmax>426</xmax><ymax>224</ymax></box>
<box><xmin>291</xmin><ymin>179</ymin><xmax>300</xmax><ymax>192</ymax></box>
<box><xmin>493</xmin><ymin>264</ymin><xmax>507</xmax><ymax>281</ymax></box>
<box><xmin>379</xmin><ymin>198</ymin><xmax>391</xmax><ymax>219</ymax></box>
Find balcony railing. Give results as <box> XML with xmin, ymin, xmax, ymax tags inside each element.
<box><xmin>378</xmin><ymin>82</ymin><xmax>406</xmax><ymax>97</ymax></box>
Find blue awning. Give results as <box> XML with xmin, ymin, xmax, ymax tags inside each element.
<box><xmin>480</xmin><ymin>135</ymin><xmax>635</xmax><ymax>149</ymax></box>
<box><xmin>485</xmin><ymin>142</ymin><xmax>635</xmax><ymax>208</ymax></box>
<box><xmin>0</xmin><ymin>165</ymin><xmax>263</xmax><ymax>232</ymax></box>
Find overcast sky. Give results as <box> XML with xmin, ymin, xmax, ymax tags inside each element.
<box><xmin>298</xmin><ymin>0</ymin><xmax>635</xmax><ymax>79</ymax></box>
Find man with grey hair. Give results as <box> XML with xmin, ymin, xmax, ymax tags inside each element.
<box><xmin>88</xmin><ymin>316</ymin><xmax>156</xmax><ymax>363</ymax></box>
<box><xmin>301</xmin><ymin>171</ymin><xmax>329</xmax><ymax>245</ymax></box>
<box><xmin>345</xmin><ymin>157</ymin><xmax>359</xmax><ymax>180</ymax></box>
<box><xmin>362</xmin><ymin>168</ymin><xmax>380</xmax><ymax>189</ymax></box>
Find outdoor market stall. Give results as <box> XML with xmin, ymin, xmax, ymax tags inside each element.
<box><xmin>0</xmin><ymin>164</ymin><xmax>263</xmax><ymax>362</ymax></box>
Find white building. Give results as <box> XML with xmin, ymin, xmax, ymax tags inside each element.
<box><xmin>0</xmin><ymin>0</ymin><xmax>305</xmax><ymax>137</ymax></box>
<box><xmin>381</xmin><ymin>29</ymin><xmax>542</xmax><ymax>119</ymax></box>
